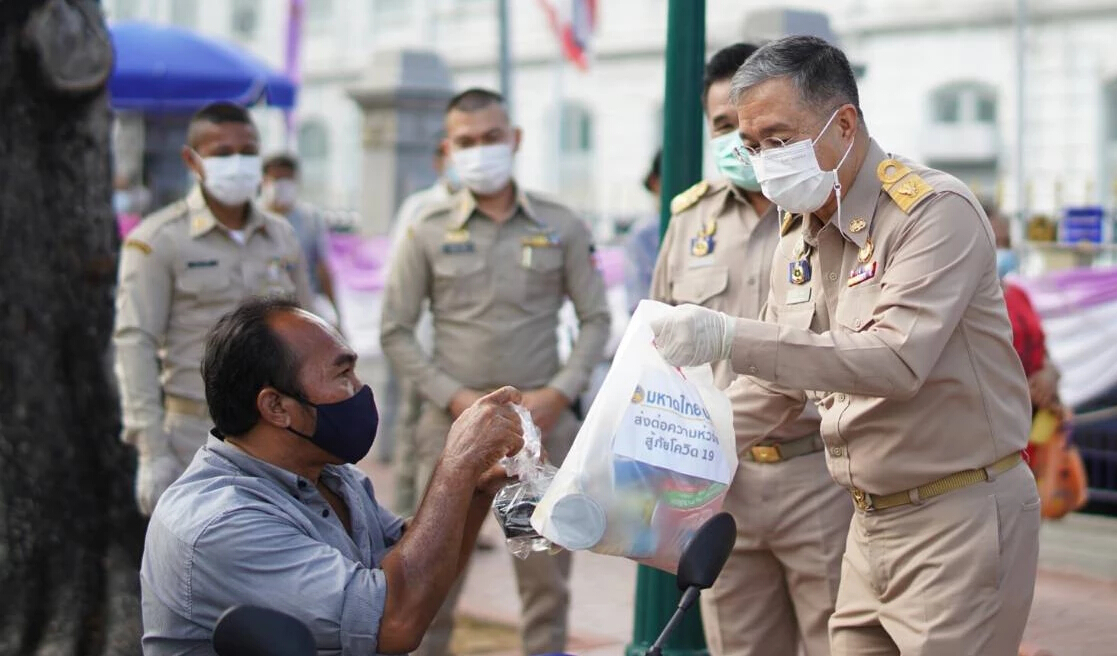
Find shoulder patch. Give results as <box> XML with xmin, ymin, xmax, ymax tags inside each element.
<box><xmin>779</xmin><ymin>211</ymin><xmax>802</xmax><ymax>237</ymax></box>
<box><xmin>123</xmin><ymin>238</ymin><xmax>152</xmax><ymax>255</ymax></box>
<box><xmin>669</xmin><ymin>180</ymin><xmax>710</xmax><ymax>215</ymax></box>
<box><xmin>877</xmin><ymin>159</ymin><xmax>934</xmax><ymax>214</ymax></box>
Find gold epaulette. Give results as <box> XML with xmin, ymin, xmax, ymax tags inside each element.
<box><xmin>877</xmin><ymin>159</ymin><xmax>934</xmax><ymax>214</ymax></box>
<box><xmin>123</xmin><ymin>238</ymin><xmax>152</xmax><ymax>255</ymax></box>
<box><xmin>779</xmin><ymin>211</ymin><xmax>802</xmax><ymax>237</ymax></box>
<box><xmin>669</xmin><ymin>180</ymin><xmax>710</xmax><ymax>215</ymax></box>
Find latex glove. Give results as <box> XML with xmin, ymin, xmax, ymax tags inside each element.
<box><xmin>135</xmin><ymin>428</ymin><xmax>184</xmax><ymax>516</ymax></box>
<box><xmin>649</xmin><ymin>303</ymin><xmax>736</xmax><ymax>368</ymax></box>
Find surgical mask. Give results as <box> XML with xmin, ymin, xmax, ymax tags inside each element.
<box><xmin>261</xmin><ymin>179</ymin><xmax>298</xmax><ymax>208</ymax></box>
<box><xmin>285</xmin><ymin>385</ymin><xmax>379</xmax><ymax>464</ymax></box>
<box><xmin>996</xmin><ymin>248</ymin><xmax>1019</xmax><ymax>279</ymax></box>
<box><xmin>749</xmin><ymin>109</ymin><xmax>854</xmax><ymax>215</ymax></box>
<box><xmin>451</xmin><ymin>143</ymin><xmax>514</xmax><ymax>195</ymax></box>
<box><xmin>193</xmin><ymin>151</ymin><xmax>262</xmax><ymax>206</ymax></box>
<box><xmin>710</xmin><ymin>132</ymin><xmax>760</xmax><ymax>192</ymax></box>
<box><xmin>443</xmin><ymin>163</ymin><xmax>462</xmax><ymax>192</ymax></box>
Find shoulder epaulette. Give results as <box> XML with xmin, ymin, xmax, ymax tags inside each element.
<box><xmin>779</xmin><ymin>211</ymin><xmax>802</xmax><ymax>237</ymax></box>
<box><xmin>669</xmin><ymin>180</ymin><xmax>710</xmax><ymax>215</ymax></box>
<box><xmin>877</xmin><ymin>159</ymin><xmax>934</xmax><ymax>214</ymax></box>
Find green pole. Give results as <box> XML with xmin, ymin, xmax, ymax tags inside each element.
<box><xmin>626</xmin><ymin>2</ymin><xmax>708</xmax><ymax>655</ymax></box>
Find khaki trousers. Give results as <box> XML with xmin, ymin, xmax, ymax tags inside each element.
<box><xmin>391</xmin><ymin>381</ymin><xmax>423</xmax><ymax>516</ymax></box>
<box><xmin>829</xmin><ymin>461</ymin><xmax>1040</xmax><ymax>656</ymax></box>
<box><xmin>701</xmin><ymin>450</ymin><xmax>852</xmax><ymax>656</ymax></box>
<box><xmin>413</xmin><ymin>403</ymin><xmax>579</xmax><ymax>656</ymax></box>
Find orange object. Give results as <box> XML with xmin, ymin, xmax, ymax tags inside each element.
<box><xmin>1028</xmin><ymin>409</ymin><xmax>1089</xmax><ymax>520</ymax></box>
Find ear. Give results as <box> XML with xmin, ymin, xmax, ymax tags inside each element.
<box><xmin>837</xmin><ymin>104</ymin><xmax>859</xmax><ymax>140</ymax></box>
<box><xmin>256</xmin><ymin>387</ymin><xmax>295</xmax><ymax>429</ymax></box>
<box><xmin>512</xmin><ymin>127</ymin><xmax>523</xmax><ymax>154</ymax></box>
<box><xmin>182</xmin><ymin>146</ymin><xmax>202</xmax><ymax>179</ymax></box>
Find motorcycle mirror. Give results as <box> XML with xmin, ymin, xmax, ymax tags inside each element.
<box><xmin>676</xmin><ymin>512</ymin><xmax>736</xmax><ymax>591</ymax></box>
<box><xmin>212</xmin><ymin>605</ymin><xmax>316</xmax><ymax>656</ymax></box>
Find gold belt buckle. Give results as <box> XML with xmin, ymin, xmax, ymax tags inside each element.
<box><xmin>750</xmin><ymin>445</ymin><xmax>782</xmax><ymax>463</ymax></box>
<box><xmin>851</xmin><ymin>488</ymin><xmax>873</xmax><ymax>511</ymax></box>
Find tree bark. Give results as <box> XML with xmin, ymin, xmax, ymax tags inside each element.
<box><xmin>0</xmin><ymin>1</ymin><xmax>145</xmax><ymax>654</ymax></box>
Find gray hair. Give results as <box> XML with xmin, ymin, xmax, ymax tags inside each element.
<box><xmin>729</xmin><ymin>36</ymin><xmax>862</xmax><ymax>119</ymax></box>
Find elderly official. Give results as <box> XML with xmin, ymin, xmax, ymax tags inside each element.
<box><xmin>113</xmin><ymin>101</ymin><xmax>313</xmax><ymax>516</ymax></box>
<box><xmin>380</xmin><ymin>88</ymin><xmax>611</xmax><ymax>656</ymax></box>
<box><xmin>652</xmin><ymin>43</ymin><xmax>850</xmax><ymax>656</ymax></box>
<box><xmin>652</xmin><ymin>36</ymin><xmax>1039</xmax><ymax>656</ymax></box>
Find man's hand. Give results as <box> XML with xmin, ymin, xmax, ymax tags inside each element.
<box><xmin>649</xmin><ymin>304</ymin><xmax>736</xmax><ymax>368</ymax></box>
<box><xmin>448</xmin><ymin>388</ymin><xmax>486</xmax><ymax>419</ymax></box>
<box><xmin>522</xmin><ymin>387</ymin><xmax>569</xmax><ymax>435</ymax></box>
<box><xmin>442</xmin><ymin>387</ymin><xmax>525</xmax><ymax>480</ymax></box>
<box><xmin>1028</xmin><ymin>365</ymin><xmax>1060</xmax><ymax>410</ymax></box>
<box><xmin>476</xmin><ymin>462</ymin><xmax>513</xmax><ymax>498</ymax></box>
<box><xmin>135</xmin><ymin>428</ymin><xmax>183</xmax><ymax>516</ymax></box>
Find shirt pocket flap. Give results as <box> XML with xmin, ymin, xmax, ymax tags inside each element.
<box><xmin>177</xmin><ymin>267</ymin><xmax>232</xmax><ymax>296</ymax></box>
<box><xmin>673</xmin><ymin>266</ymin><xmax>729</xmax><ymax>305</ymax></box>
<box><xmin>835</xmin><ymin>283</ymin><xmax>882</xmax><ymax>332</ymax></box>
<box><xmin>781</xmin><ymin>303</ymin><xmax>816</xmax><ymax>330</ymax></box>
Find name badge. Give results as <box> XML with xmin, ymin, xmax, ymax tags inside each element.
<box><xmin>442</xmin><ymin>242</ymin><xmax>475</xmax><ymax>254</ymax></box>
<box><xmin>785</xmin><ymin>286</ymin><xmax>812</xmax><ymax>305</ymax></box>
<box><xmin>186</xmin><ymin>259</ymin><xmax>218</xmax><ymax>269</ymax></box>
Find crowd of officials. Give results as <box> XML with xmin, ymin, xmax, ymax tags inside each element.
<box><xmin>113</xmin><ymin>35</ymin><xmax>1067</xmax><ymax>656</ymax></box>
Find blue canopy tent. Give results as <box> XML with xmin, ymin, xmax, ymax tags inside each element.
<box><xmin>108</xmin><ymin>21</ymin><xmax>297</xmax><ymax>112</ymax></box>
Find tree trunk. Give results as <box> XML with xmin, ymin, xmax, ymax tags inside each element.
<box><xmin>0</xmin><ymin>1</ymin><xmax>145</xmax><ymax>654</ymax></box>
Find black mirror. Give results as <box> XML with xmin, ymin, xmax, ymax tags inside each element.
<box><xmin>212</xmin><ymin>605</ymin><xmax>316</xmax><ymax>656</ymax></box>
<box><xmin>676</xmin><ymin>512</ymin><xmax>736</xmax><ymax>591</ymax></box>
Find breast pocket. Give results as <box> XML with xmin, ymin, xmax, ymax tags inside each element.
<box><xmin>780</xmin><ymin>301</ymin><xmax>816</xmax><ymax>330</ymax></box>
<box><xmin>835</xmin><ymin>282</ymin><xmax>882</xmax><ymax>332</ymax></box>
<box><xmin>672</xmin><ymin>266</ymin><xmax>728</xmax><ymax>306</ymax></box>
<box><xmin>432</xmin><ymin>256</ymin><xmax>488</xmax><ymax>312</ymax></box>
<box><xmin>521</xmin><ymin>246</ymin><xmax>565</xmax><ymax>299</ymax></box>
<box><xmin>176</xmin><ymin>266</ymin><xmax>234</xmax><ymax>306</ymax></box>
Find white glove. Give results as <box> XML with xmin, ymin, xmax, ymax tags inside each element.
<box><xmin>135</xmin><ymin>428</ymin><xmax>184</xmax><ymax>516</ymax></box>
<box><xmin>649</xmin><ymin>304</ymin><xmax>736</xmax><ymax>368</ymax></box>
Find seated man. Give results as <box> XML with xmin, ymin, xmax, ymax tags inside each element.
<box><xmin>141</xmin><ymin>296</ymin><xmax>524</xmax><ymax>655</ymax></box>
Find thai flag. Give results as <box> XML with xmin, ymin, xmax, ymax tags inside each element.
<box><xmin>538</xmin><ymin>0</ymin><xmax>597</xmax><ymax>71</ymax></box>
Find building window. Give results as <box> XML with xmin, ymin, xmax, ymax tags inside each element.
<box><xmin>930</xmin><ymin>82</ymin><xmax>997</xmax><ymax>126</ymax></box>
<box><xmin>230</xmin><ymin>0</ymin><xmax>260</xmax><ymax>40</ymax></box>
<box><xmin>560</xmin><ymin>103</ymin><xmax>594</xmax><ymax>154</ymax></box>
<box><xmin>298</xmin><ymin>121</ymin><xmax>331</xmax><ymax>205</ymax></box>
<box><xmin>307</xmin><ymin>0</ymin><xmax>334</xmax><ymax>34</ymax></box>
<box><xmin>171</xmin><ymin>0</ymin><xmax>197</xmax><ymax>27</ymax></box>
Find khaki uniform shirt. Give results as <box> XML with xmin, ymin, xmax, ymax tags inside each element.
<box><xmin>725</xmin><ymin>140</ymin><xmax>1031</xmax><ymax>495</ymax></box>
<box><xmin>113</xmin><ymin>187</ymin><xmax>314</xmax><ymax>441</ymax></box>
<box><xmin>651</xmin><ymin>178</ymin><xmax>821</xmax><ymax>442</ymax></box>
<box><xmin>380</xmin><ymin>187</ymin><xmax>611</xmax><ymax>408</ymax></box>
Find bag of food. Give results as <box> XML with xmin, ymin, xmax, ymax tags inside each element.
<box><xmin>491</xmin><ymin>405</ymin><xmax>561</xmax><ymax>559</ymax></box>
<box><xmin>531</xmin><ymin>300</ymin><xmax>736</xmax><ymax>572</ymax></box>
<box><xmin>1030</xmin><ymin>408</ymin><xmax>1089</xmax><ymax>520</ymax></box>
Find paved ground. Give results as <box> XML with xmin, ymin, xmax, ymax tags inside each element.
<box><xmin>357</xmin><ymin>454</ymin><xmax>1117</xmax><ymax>656</ymax></box>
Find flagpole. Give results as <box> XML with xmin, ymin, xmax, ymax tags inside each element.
<box><xmin>498</xmin><ymin>0</ymin><xmax>513</xmax><ymax>120</ymax></box>
<box><xmin>284</xmin><ymin>0</ymin><xmax>305</xmax><ymax>149</ymax></box>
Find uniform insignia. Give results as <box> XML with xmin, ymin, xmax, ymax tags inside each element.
<box><xmin>123</xmin><ymin>238</ymin><xmax>152</xmax><ymax>255</ymax></box>
<box><xmin>848</xmin><ymin>218</ymin><xmax>867</xmax><ymax>233</ymax></box>
<box><xmin>857</xmin><ymin>238</ymin><xmax>874</xmax><ymax>264</ymax></box>
<box><xmin>789</xmin><ymin>259</ymin><xmax>811</xmax><ymax>285</ymax></box>
<box><xmin>848</xmin><ymin>261</ymin><xmax>877</xmax><ymax>287</ymax></box>
<box><xmin>669</xmin><ymin>180</ymin><xmax>710</xmax><ymax>215</ymax></box>
<box><xmin>877</xmin><ymin>159</ymin><xmax>933</xmax><ymax>214</ymax></box>
<box><xmin>444</xmin><ymin>229</ymin><xmax>471</xmax><ymax>244</ymax></box>
<box><xmin>690</xmin><ymin>236</ymin><xmax>713</xmax><ymax>257</ymax></box>
<box><xmin>523</xmin><ymin>232</ymin><xmax>561</xmax><ymax>248</ymax></box>
<box><xmin>780</xmin><ymin>211</ymin><xmax>801</xmax><ymax>237</ymax></box>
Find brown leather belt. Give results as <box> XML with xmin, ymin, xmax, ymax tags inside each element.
<box><xmin>164</xmin><ymin>394</ymin><xmax>210</xmax><ymax>419</ymax></box>
<box><xmin>740</xmin><ymin>433</ymin><xmax>824</xmax><ymax>464</ymax></box>
<box><xmin>850</xmin><ymin>451</ymin><xmax>1024</xmax><ymax>512</ymax></box>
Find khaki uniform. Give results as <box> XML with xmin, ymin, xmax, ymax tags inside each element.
<box><xmin>113</xmin><ymin>187</ymin><xmax>313</xmax><ymax>467</ymax></box>
<box><xmin>380</xmin><ymin>187</ymin><xmax>611</xmax><ymax>656</ymax></box>
<box><xmin>652</xmin><ymin>179</ymin><xmax>850</xmax><ymax>656</ymax></box>
<box><xmin>725</xmin><ymin>140</ymin><xmax>1040</xmax><ymax>656</ymax></box>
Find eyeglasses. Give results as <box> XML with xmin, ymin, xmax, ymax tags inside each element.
<box><xmin>731</xmin><ymin>105</ymin><xmax>848</xmax><ymax>164</ymax></box>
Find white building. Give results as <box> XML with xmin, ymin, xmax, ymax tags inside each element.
<box><xmin>104</xmin><ymin>0</ymin><xmax>1117</xmax><ymax>235</ymax></box>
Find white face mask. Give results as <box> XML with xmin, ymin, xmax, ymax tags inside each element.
<box><xmin>749</xmin><ymin>109</ymin><xmax>854</xmax><ymax>215</ymax></box>
<box><xmin>194</xmin><ymin>152</ymin><xmax>262</xmax><ymax>206</ymax></box>
<box><xmin>450</xmin><ymin>143</ymin><xmax>514</xmax><ymax>195</ymax></box>
<box><xmin>262</xmin><ymin>178</ymin><xmax>298</xmax><ymax>208</ymax></box>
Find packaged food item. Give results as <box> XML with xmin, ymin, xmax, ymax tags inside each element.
<box><xmin>491</xmin><ymin>405</ymin><xmax>562</xmax><ymax>559</ymax></box>
<box><xmin>532</xmin><ymin>300</ymin><xmax>736</xmax><ymax>573</ymax></box>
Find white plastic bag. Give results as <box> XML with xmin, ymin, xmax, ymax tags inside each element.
<box><xmin>531</xmin><ymin>300</ymin><xmax>737</xmax><ymax>573</ymax></box>
<box><xmin>491</xmin><ymin>404</ymin><xmax>561</xmax><ymax>559</ymax></box>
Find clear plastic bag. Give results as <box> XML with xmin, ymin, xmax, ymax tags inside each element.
<box><xmin>530</xmin><ymin>300</ymin><xmax>737</xmax><ymax>573</ymax></box>
<box><xmin>490</xmin><ymin>405</ymin><xmax>562</xmax><ymax>559</ymax></box>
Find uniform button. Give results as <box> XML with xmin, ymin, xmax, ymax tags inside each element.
<box><xmin>748</xmin><ymin>277</ymin><xmax>756</xmax><ymax>285</ymax></box>
<box><xmin>321</xmin><ymin>509</ymin><xmax>330</xmax><ymax>518</ymax></box>
<box><xmin>854</xmin><ymin>319</ymin><xmax>862</xmax><ymax>329</ymax></box>
<box><xmin>831</xmin><ymin>446</ymin><xmax>844</xmax><ymax>457</ymax></box>
<box><xmin>297</xmin><ymin>480</ymin><xmax>307</xmax><ymax>489</ymax></box>
<box><xmin>838</xmin><ymin>394</ymin><xmax>847</xmax><ymax>402</ymax></box>
<box><xmin>747</xmin><ymin>366</ymin><xmax>758</xmax><ymax>374</ymax></box>
<box><xmin>828</xmin><ymin>272</ymin><xmax>838</xmax><ymax>281</ymax></box>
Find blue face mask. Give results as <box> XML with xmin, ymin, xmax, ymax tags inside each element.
<box><xmin>996</xmin><ymin>248</ymin><xmax>1019</xmax><ymax>279</ymax></box>
<box><xmin>285</xmin><ymin>385</ymin><xmax>379</xmax><ymax>464</ymax></box>
<box><xmin>711</xmin><ymin>131</ymin><xmax>761</xmax><ymax>192</ymax></box>
<box><xmin>443</xmin><ymin>163</ymin><xmax>462</xmax><ymax>192</ymax></box>
<box><xmin>113</xmin><ymin>190</ymin><xmax>131</xmax><ymax>215</ymax></box>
